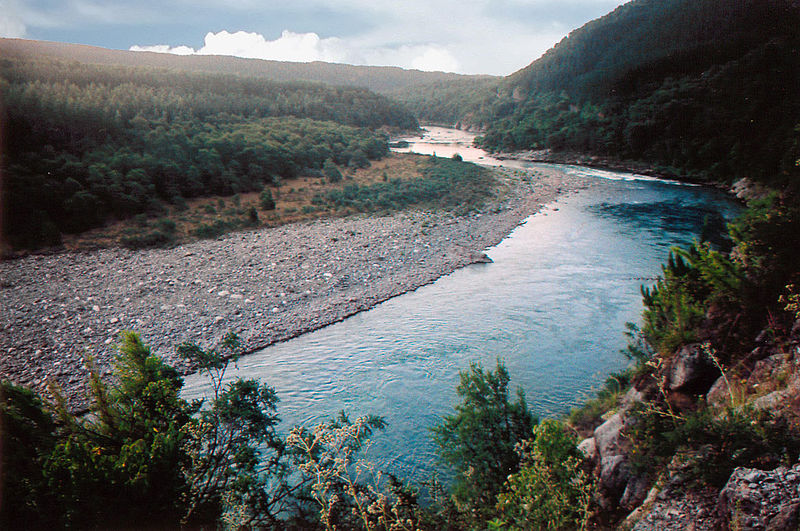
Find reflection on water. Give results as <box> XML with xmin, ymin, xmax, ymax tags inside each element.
<box><xmin>183</xmin><ymin>127</ymin><xmax>741</xmax><ymax>484</ymax></box>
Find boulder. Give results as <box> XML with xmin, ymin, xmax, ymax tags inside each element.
<box><xmin>718</xmin><ymin>463</ymin><xmax>800</xmax><ymax>530</ymax></box>
<box><xmin>594</xmin><ymin>412</ymin><xmax>625</xmax><ymax>457</ymax></box>
<box><xmin>621</xmin><ymin>386</ymin><xmax>645</xmax><ymax>411</ymax></box>
<box><xmin>706</xmin><ymin>375</ymin><xmax>732</xmax><ymax>408</ymax></box>
<box><xmin>666</xmin><ymin>344</ymin><xmax>718</xmax><ymax>395</ymax></box>
<box><xmin>620</xmin><ymin>475</ymin><xmax>652</xmax><ymax>510</ymax></box>
<box><xmin>577</xmin><ymin>437</ymin><xmax>598</xmax><ymax>463</ymax></box>
<box><xmin>766</xmin><ymin>501</ymin><xmax>800</xmax><ymax>530</ymax></box>
<box><xmin>598</xmin><ymin>455</ymin><xmax>630</xmax><ymax>507</ymax></box>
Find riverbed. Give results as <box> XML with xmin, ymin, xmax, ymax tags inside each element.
<box><xmin>182</xmin><ymin>127</ymin><xmax>741</xmax><ymax>484</ymax></box>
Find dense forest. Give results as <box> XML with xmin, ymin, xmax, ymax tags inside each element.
<box><xmin>0</xmin><ymin>38</ymin><xmax>491</xmax><ymax>94</ymax></box>
<box><xmin>399</xmin><ymin>0</ymin><xmax>800</xmax><ymax>186</ymax></box>
<box><xmin>1</xmin><ymin>56</ymin><xmax>419</xmax><ymax>250</ymax></box>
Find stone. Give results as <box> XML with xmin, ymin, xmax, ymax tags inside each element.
<box><xmin>706</xmin><ymin>375</ymin><xmax>732</xmax><ymax>408</ymax></box>
<box><xmin>620</xmin><ymin>475</ymin><xmax>652</xmax><ymax>510</ymax></box>
<box><xmin>599</xmin><ymin>455</ymin><xmax>630</xmax><ymax>501</ymax></box>
<box><xmin>577</xmin><ymin>437</ymin><xmax>598</xmax><ymax>462</ymax></box>
<box><xmin>621</xmin><ymin>386</ymin><xmax>645</xmax><ymax>411</ymax></box>
<box><xmin>594</xmin><ymin>412</ymin><xmax>625</xmax><ymax>457</ymax></box>
<box><xmin>767</xmin><ymin>501</ymin><xmax>800</xmax><ymax>530</ymax></box>
<box><xmin>666</xmin><ymin>344</ymin><xmax>718</xmax><ymax>394</ymax></box>
<box><xmin>719</xmin><ymin>465</ymin><xmax>800</xmax><ymax>530</ymax></box>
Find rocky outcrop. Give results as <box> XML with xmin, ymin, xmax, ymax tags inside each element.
<box><xmin>665</xmin><ymin>343</ymin><xmax>719</xmax><ymax>395</ymax></box>
<box><xmin>588</xmin><ymin>386</ymin><xmax>653</xmax><ymax>512</ymax></box>
<box><xmin>718</xmin><ymin>463</ymin><xmax>800</xmax><ymax>530</ymax></box>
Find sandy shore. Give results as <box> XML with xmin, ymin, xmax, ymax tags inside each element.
<box><xmin>1</xmin><ymin>165</ymin><xmax>594</xmax><ymax>405</ymax></box>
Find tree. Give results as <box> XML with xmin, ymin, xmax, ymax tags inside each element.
<box><xmin>0</xmin><ymin>332</ymin><xmax>296</xmax><ymax>529</ymax></box>
<box><xmin>323</xmin><ymin>158</ymin><xmax>344</xmax><ymax>183</ymax></box>
<box><xmin>493</xmin><ymin>420</ymin><xmax>594</xmax><ymax>530</ymax></box>
<box><xmin>431</xmin><ymin>360</ymin><xmax>536</xmax><ymax>524</ymax></box>
<box><xmin>260</xmin><ymin>189</ymin><xmax>276</xmax><ymax>210</ymax></box>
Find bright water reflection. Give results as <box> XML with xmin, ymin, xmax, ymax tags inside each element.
<box><xmin>183</xmin><ymin>128</ymin><xmax>741</xmax><ymax>483</ymax></box>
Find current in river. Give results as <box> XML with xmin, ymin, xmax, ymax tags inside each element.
<box><xmin>183</xmin><ymin>127</ymin><xmax>741</xmax><ymax>484</ymax></box>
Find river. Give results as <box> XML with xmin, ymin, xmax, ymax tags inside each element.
<box><xmin>183</xmin><ymin>127</ymin><xmax>740</xmax><ymax>483</ymax></box>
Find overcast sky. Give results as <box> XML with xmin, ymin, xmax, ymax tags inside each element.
<box><xmin>0</xmin><ymin>0</ymin><xmax>628</xmax><ymax>76</ymax></box>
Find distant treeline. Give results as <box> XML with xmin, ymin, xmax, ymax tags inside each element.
<box><xmin>1</xmin><ymin>57</ymin><xmax>418</xmax><ymax>250</ymax></box>
<box><xmin>0</xmin><ymin>38</ymin><xmax>490</xmax><ymax>94</ymax></box>
<box><xmin>399</xmin><ymin>0</ymin><xmax>800</xmax><ymax>186</ymax></box>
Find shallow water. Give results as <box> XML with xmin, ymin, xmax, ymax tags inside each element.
<box><xmin>183</xmin><ymin>127</ymin><xmax>740</xmax><ymax>483</ymax></box>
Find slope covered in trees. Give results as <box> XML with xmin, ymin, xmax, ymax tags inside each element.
<box><xmin>0</xmin><ymin>55</ymin><xmax>418</xmax><ymax>250</ymax></box>
<box><xmin>400</xmin><ymin>0</ymin><xmax>800</xmax><ymax>186</ymax></box>
<box><xmin>0</xmin><ymin>38</ymin><xmax>490</xmax><ymax>94</ymax></box>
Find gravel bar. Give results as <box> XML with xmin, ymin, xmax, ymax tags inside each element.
<box><xmin>1</xmin><ymin>165</ymin><xmax>594</xmax><ymax>406</ymax></box>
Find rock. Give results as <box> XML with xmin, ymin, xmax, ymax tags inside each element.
<box><xmin>620</xmin><ymin>475</ymin><xmax>652</xmax><ymax>510</ymax></box>
<box><xmin>751</xmin><ymin>389</ymin><xmax>788</xmax><ymax>412</ymax></box>
<box><xmin>706</xmin><ymin>375</ymin><xmax>732</xmax><ymax>408</ymax></box>
<box><xmin>718</xmin><ymin>464</ymin><xmax>800</xmax><ymax>530</ymax></box>
<box><xmin>621</xmin><ymin>386</ymin><xmax>645</xmax><ymax>411</ymax></box>
<box><xmin>666</xmin><ymin>344</ymin><xmax>718</xmax><ymax>395</ymax></box>
<box><xmin>594</xmin><ymin>412</ymin><xmax>625</xmax><ymax>457</ymax></box>
<box><xmin>599</xmin><ymin>455</ymin><xmax>630</xmax><ymax>504</ymax></box>
<box><xmin>767</xmin><ymin>501</ymin><xmax>800</xmax><ymax>530</ymax></box>
<box><xmin>468</xmin><ymin>251</ymin><xmax>493</xmax><ymax>264</ymax></box>
<box><xmin>577</xmin><ymin>437</ymin><xmax>598</xmax><ymax>463</ymax></box>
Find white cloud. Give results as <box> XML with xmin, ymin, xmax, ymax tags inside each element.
<box><xmin>129</xmin><ymin>43</ymin><xmax>195</xmax><ymax>55</ymax></box>
<box><xmin>131</xmin><ymin>29</ymin><xmax>462</xmax><ymax>72</ymax></box>
<box><xmin>0</xmin><ymin>1</ymin><xmax>26</xmax><ymax>37</ymax></box>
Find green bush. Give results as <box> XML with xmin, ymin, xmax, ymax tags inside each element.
<box><xmin>259</xmin><ymin>189</ymin><xmax>276</xmax><ymax>210</ymax></box>
<box><xmin>627</xmin><ymin>403</ymin><xmax>800</xmax><ymax>487</ymax></box>
<box><xmin>431</xmin><ymin>360</ymin><xmax>536</xmax><ymax>525</ymax></box>
<box><xmin>493</xmin><ymin>420</ymin><xmax>594</xmax><ymax>530</ymax></box>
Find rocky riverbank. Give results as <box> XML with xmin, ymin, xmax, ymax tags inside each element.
<box><xmin>1</xmin><ymin>165</ymin><xmax>594</xmax><ymax>407</ymax></box>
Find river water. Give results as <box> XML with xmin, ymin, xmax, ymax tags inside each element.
<box><xmin>183</xmin><ymin>127</ymin><xmax>740</xmax><ymax>483</ymax></box>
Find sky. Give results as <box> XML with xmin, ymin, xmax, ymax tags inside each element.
<box><xmin>0</xmin><ymin>0</ymin><xmax>628</xmax><ymax>76</ymax></box>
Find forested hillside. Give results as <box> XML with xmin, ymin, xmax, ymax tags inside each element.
<box><xmin>0</xmin><ymin>38</ymin><xmax>490</xmax><ymax>94</ymax></box>
<box><xmin>0</xmin><ymin>55</ymin><xmax>418</xmax><ymax>251</ymax></box>
<box><xmin>402</xmin><ymin>0</ymin><xmax>800</xmax><ymax>186</ymax></box>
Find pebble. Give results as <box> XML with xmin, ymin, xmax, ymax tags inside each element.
<box><xmin>0</xmin><ymin>167</ymin><xmax>590</xmax><ymax>408</ymax></box>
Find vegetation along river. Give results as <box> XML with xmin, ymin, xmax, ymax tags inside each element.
<box><xmin>183</xmin><ymin>127</ymin><xmax>741</xmax><ymax>484</ymax></box>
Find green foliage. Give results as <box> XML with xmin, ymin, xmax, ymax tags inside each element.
<box><xmin>413</xmin><ymin>1</ymin><xmax>800</xmax><ymax>186</ymax></box>
<box><xmin>641</xmin><ymin>240</ymin><xmax>742</xmax><ymax>354</ymax></box>
<box><xmin>0</xmin><ymin>382</ymin><xmax>61</xmax><ymax>529</ymax></box>
<box><xmin>313</xmin><ymin>158</ymin><xmax>495</xmax><ymax>214</ymax></box>
<box><xmin>323</xmin><ymin>158</ymin><xmax>344</xmax><ymax>183</ymax></box>
<box><xmin>0</xmin><ymin>332</ymin><xmax>297</xmax><ymax>529</ymax></box>
<box><xmin>260</xmin><ymin>189</ymin><xmax>277</xmax><ymax>210</ymax></box>
<box><xmin>41</xmin><ymin>332</ymin><xmax>197</xmax><ymax>529</ymax></box>
<box><xmin>431</xmin><ymin>360</ymin><xmax>537</xmax><ymax>525</ymax></box>
<box><xmin>1</xmin><ymin>55</ymin><xmax>405</xmax><ymax>250</ymax></box>
<box><xmin>728</xmin><ymin>194</ymin><xmax>800</xmax><ymax>296</ymax></box>
<box><xmin>287</xmin><ymin>413</ymin><xmax>426</xmax><ymax>531</ymax></box>
<box><xmin>627</xmin><ymin>403</ymin><xmax>800</xmax><ymax>488</ymax></box>
<box><xmin>493</xmin><ymin>420</ymin><xmax>594</xmax><ymax>530</ymax></box>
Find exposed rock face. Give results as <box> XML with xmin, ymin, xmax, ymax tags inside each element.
<box><xmin>591</xmin><ymin>392</ymin><xmax>652</xmax><ymax>512</ymax></box>
<box><xmin>577</xmin><ymin>437</ymin><xmax>598</xmax><ymax>463</ymax></box>
<box><xmin>666</xmin><ymin>344</ymin><xmax>719</xmax><ymax>395</ymax></box>
<box><xmin>718</xmin><ymin>463</ymin><xmax>800</xmax><ymax>530</ymax></box>
<box><xmin>706</xmin><ymin>375</ymin><xmax>732</xmax><ymax>408</ymax></box>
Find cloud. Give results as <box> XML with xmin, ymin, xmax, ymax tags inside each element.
<box><xmin>0</xmin><ymin>0</ymin><xmax>26</xmax><ymax>37</ymax></box>
<box><xmin>131</xmin><ymin>29</ymin><xmax>461</xmax><ymax>72</ymax></box>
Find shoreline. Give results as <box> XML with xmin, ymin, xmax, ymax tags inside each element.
<box><xmin>0</xmin><ymin>165</ymin><xmax>595</xmax><ymax>407</ymax></box>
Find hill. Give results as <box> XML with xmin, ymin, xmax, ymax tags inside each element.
<box><xmin>0</xmin><ymin>49</ymin><xmax>421</xmax><ymax>251</ymax></box>
<box><xmin>403</xmin><ymin>0</ymin><xmax>800</xmax><ymax>185</ymax></box>
<box><xmin>0</xmin><ymin>38</ymin><xmax>491</xmax><ymax>94</ymax></box>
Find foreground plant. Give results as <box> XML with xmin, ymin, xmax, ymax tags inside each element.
<box><xmin>0</xmin><ymin>332</ymin><xmax>297</xmax><ymax>529</ymax></box>
<box><xmin>288</xmin><ymin>412</ymin><xmax>424</xmax><ymax>531</ymax></box>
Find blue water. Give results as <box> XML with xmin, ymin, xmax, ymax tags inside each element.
<box><xmin>183</xmin><ymin>128</ymin><xmax>740</xmax><ymax>484</ymax></box>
